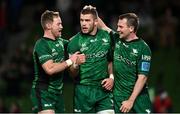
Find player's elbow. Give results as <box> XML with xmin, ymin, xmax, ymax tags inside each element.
<box><xmin>138</xmin><ymin>74</ymin><xmax>148</xmax><ymax>82</ymax></box>
<box><xmin>45</xmin><ymin>68</ymin><xmax>55</xmax><ymax>76</ymax></box>
<box><xmin>42</xmin><ymin>62</ymin><xmax>56</xmax><ymax>76</ymax></box>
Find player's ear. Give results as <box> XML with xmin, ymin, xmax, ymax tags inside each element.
<box><xmin>129</xmin><ymin>26</ymin><xmax>134</xmax><ymax>33</ymax></box>
<box><xmin>46</xmin><ymin>23</ymin><xmax>52</xmax><ymax>29</ymax></box>
<box><xmin>94</xmin><ymin>18</ymin><xmax>98</xmax><ymax>26</ymax></box>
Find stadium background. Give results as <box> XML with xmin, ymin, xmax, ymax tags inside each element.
<box><xmin>0</xmin><ymin>0</ymin><xmax>179</xmax><ymax>112</ymax></box>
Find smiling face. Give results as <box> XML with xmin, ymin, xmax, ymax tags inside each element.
<box><xmin>117</xmin><ymin>13</ymin><xmax>139</xmax><ymax>40</ymax></box>
<box><xmin>80</xmin><ymin>14</ymin><xmax>97</xmax><ymax>35</ymax></box>
<box><xmin>117</xmin><ymin>18</ymin><xmax>133</xmax><ymax>40</ymax></box>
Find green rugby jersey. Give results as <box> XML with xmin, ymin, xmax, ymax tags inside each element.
<box><xmin>67</xmin><ymin>29</ymin><xmax>112</xmax><ymax>86</ymax></box>
<box><xmin>32</xmin><ymin>37</ymin><xmax>68</xmax><ymax>93</ymax></box>
<box><xmin>111</xmin><ymin>32</ymin><xmax>152</xmax><ymax>97</ymax></box>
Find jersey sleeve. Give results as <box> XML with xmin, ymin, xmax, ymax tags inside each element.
<box><xmin>109</xmin><ymin>30</ymin><xmax>119</xmax><ymax>46</ymax></box>
<box><xmin>67</xmin><ymin>36</ymin><xmax>80</xmax><ymax>55</ymax></box>
<box><xmin>107</xmin><ymin>31</ymin><xmax>119</xmax><ymax>61</ymax></box>
<box><xmin>107</xmin><ymin>48</ymin><xmax>113</xmax><ymax>62</ymax></box>
<box><xmin>138</xmin><ymin>45</ymin><xmax>152</xmax><ymax>76</ymax></box>
<box><xmin>35</xmin><ymin>41</ymin><xmax>52</xmax><ymax>64</ymax></box>
<box><xmin>63</xmin><ymin>39</ymin><xmax>69</xmax><ymax>46</ymax></box>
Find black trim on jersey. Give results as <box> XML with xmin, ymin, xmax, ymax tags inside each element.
<box><xmin>73</xmin><ymin>68</ymin><xmax>81</xmax><ymax>84</ymax></box>
<box><xmin>35</xmin><ymin>87</ymin><xmax>43</xmax><ymax>111</ymax></box>
<box><xmin>42</xmin><ymin>36</ymin><xmax>57</xmax><ymax>41</ymax></box>
<box><xmin>121</xmin><ymin>37</ymin><xmax>140</xmax><ymax>43</ymax></box>
<box><xmin>63</xmin><ymin>40</ymin><xmax>70</xmax><ymax>82</ymax></box>
<box><xmin>108</xmin><ymin>31</ymin><xmax>118</xmax><ymax>61</ymax></box>
<box><xmin>64</xmin><ymin>42</ymin><xmax>68</xmax><ymax>60</ymax></box>
<box><xmin>34</xmin><ymin>52</ymin><xmax>49</xmax><ymax>90</ymax></box>
<box><xmin>107</xmin><ymin>51</ymin><xmax>112</xmax><ymax>62</ymax></box>
<box><xmin>109</xmin><ymin>31</ymin><xmax>117</xmax><ymax>47</ymax></box>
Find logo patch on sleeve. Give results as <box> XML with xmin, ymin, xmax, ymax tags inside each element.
<box><xmin>141</xmin><ymin>62</ymin><xmax>150</xmax><ymax>71</ymax></box>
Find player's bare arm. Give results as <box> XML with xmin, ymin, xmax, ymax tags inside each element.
<box><xmin>97</xmin><ymin>17</ymin><xmax>112</xmax><ymax>33</ymax></box>
<box><xmin>42</xmin><ymin>52</ymin><xmax>81</xmax><ymax>75</ymax></box>
<box><xmin>101</xmin><ymin>62</ymin><xmax>114</xmax><ymax>91</ymax></box>
<box><xmin>120</xmin><ymin>74</ymin><xmax>148</xmax><ymax>112</ymax></box>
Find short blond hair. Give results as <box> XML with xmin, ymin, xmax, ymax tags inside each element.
<box><xmin>41</xmin><ymin>10</ymin><xmax>60</xmax><ymax>29</ymax></box>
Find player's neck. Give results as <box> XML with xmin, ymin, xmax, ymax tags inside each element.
<box><xmin>126</xmin><ymin>33</ymin><xmax>138</xmax><ymax>41</ymax></box>
<box><xmin>43</xmin><ymin>31</ymin><xmax>56</xmax><ymax>40</ymax></box>
<box><xmin>89</xmin><ymin>27</ymin><xmax>98</xmax><ymax>36</ymax></box>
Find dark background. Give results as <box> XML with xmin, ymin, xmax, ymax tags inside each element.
<box><xmin>0</xmin><ymin>0</ymin><xmax>179</xmax><ymax>112</ymax></box>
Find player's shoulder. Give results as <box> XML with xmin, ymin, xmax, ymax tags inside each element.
<box><xmin>97</xmin><ymin>29</ymin><xmax>112</xmax><ymax>41</ymax></box>
<box><xmin>35</xmin><ymin>37</ymin><xmax>43</xmax><ymax>46</ymax></box>
<box><xmin>57</xmin><ymin>37</ymin><xmax>69</xmax><ymax>43</ymax></box>
<box><xmin>69</xmin><ymin>32</ymin><xmax>81</xmax><ymax>41</ymax></box>
<box><xmin>139</xmin><ymin>38</ymin><xmax>150</xmax><ymax>47</ymax></box>
<box><xmin>138</xmin><ymin>38</ymin><xmax>151</xmax><ymax>52</ymax></box>
<box><xmin>98</xmin><ymin>29</ymin><xmax>109</xmax><ymax>35</ymax></box>
<box><xmin>34</xmin><ymin>37</ymin><xmax>48</xmax><ymax>49</ymax></box>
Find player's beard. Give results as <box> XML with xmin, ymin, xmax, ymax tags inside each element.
<box><xmin>81</xmin><ymin>24</ymin><xmax>95</xmax><ymax>35</ymax></box>
<box><xmin>52</xmin><ymin>29</ymin><xmax>61</xmax><ymax>38</ymax></box>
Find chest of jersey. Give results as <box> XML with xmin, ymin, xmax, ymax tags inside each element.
<box><xmin>47</xmin><ymin>39</ymin><xmax>65</xmax><ymax>62</ymax></box>
<box><xmin>79</xmin><ymin>35</ymin><xmax>110</xmax><ymax>60</ymax></box>
<box><xmin>114</xmin><ymin>40</ymin><xmax>140</xmax><ymax>67</ymax></box>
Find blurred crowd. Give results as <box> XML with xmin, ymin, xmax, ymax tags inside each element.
<box><xmin>0</xmin><ymin>0</ymin><xmax>179</xmax><ymax>112</ymax></box>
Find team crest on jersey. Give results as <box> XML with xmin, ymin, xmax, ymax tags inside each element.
<box><xmin>82</xmin><ymin>43</ymin><xmax>86</xmax><ymax>47</ymax></box>
<box><xmin>131</xmin><ymin>48</ymin><xmax>138</xmax><ymax>56</ymax></box>
<box><xmin>51</xmin><ymin>48</ymin><xmax>58</xmax><ymax>56</ymax></box>
<box><xmin>80</xmin><ymin>42</ymin><xmax>88</xmax><ymax>52</ymax></box>
<box><xmin>55</xmin><ymin>44</ymin><xmax>59</xmax><ymax>47</ymax></box>
<box><xmin>52</xmin><ymin>49</ymin><xmax>56</xmax><ymax>52</ymax></box>
<box><xmin>133</xmin><ymin>49</ymin><xmax>138</xmax><ymax>53</ymax></box>
<box><xmin>102</xmin><ymin>38</ymin><xmax>109</xmax><ymax>45</ymax></box>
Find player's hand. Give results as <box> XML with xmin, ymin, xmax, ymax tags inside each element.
<box><xmin>69</xmin><ymin>51</ymin><xmax>80</xmax><ymax>63</ymax></box>
<box><xmin>76</xmin><ymin>54</ymin><xmax>86</xmax><ymax>65</ymax></box>
<box><xmin>101</xmin><ymin>78</ymin><xmax>114</xmax><ymax>91</ymax></box>
<box><xmin>120</xmin><ymin>100</ymin><xmax>134</xmax><ymax>113</ymax></box>
<box><xmin>70</xmin><ymin>53</ymin><xmax>86</xmax><ymax>69</ymax></box>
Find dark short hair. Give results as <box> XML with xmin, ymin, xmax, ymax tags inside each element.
<box><xmin>119</xmin><ymin>13</ymin><xmax>139</xmax><ymax>32</ymax></box>
<box><xmin>41</xmin><ymin>10</ymin><xmax>60</xmax><ymax>29</ymax></box>
<box><xmin>80</xmin><ymin>6</ymin><xmax>98</xmax><ymax>19</ymax></box>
